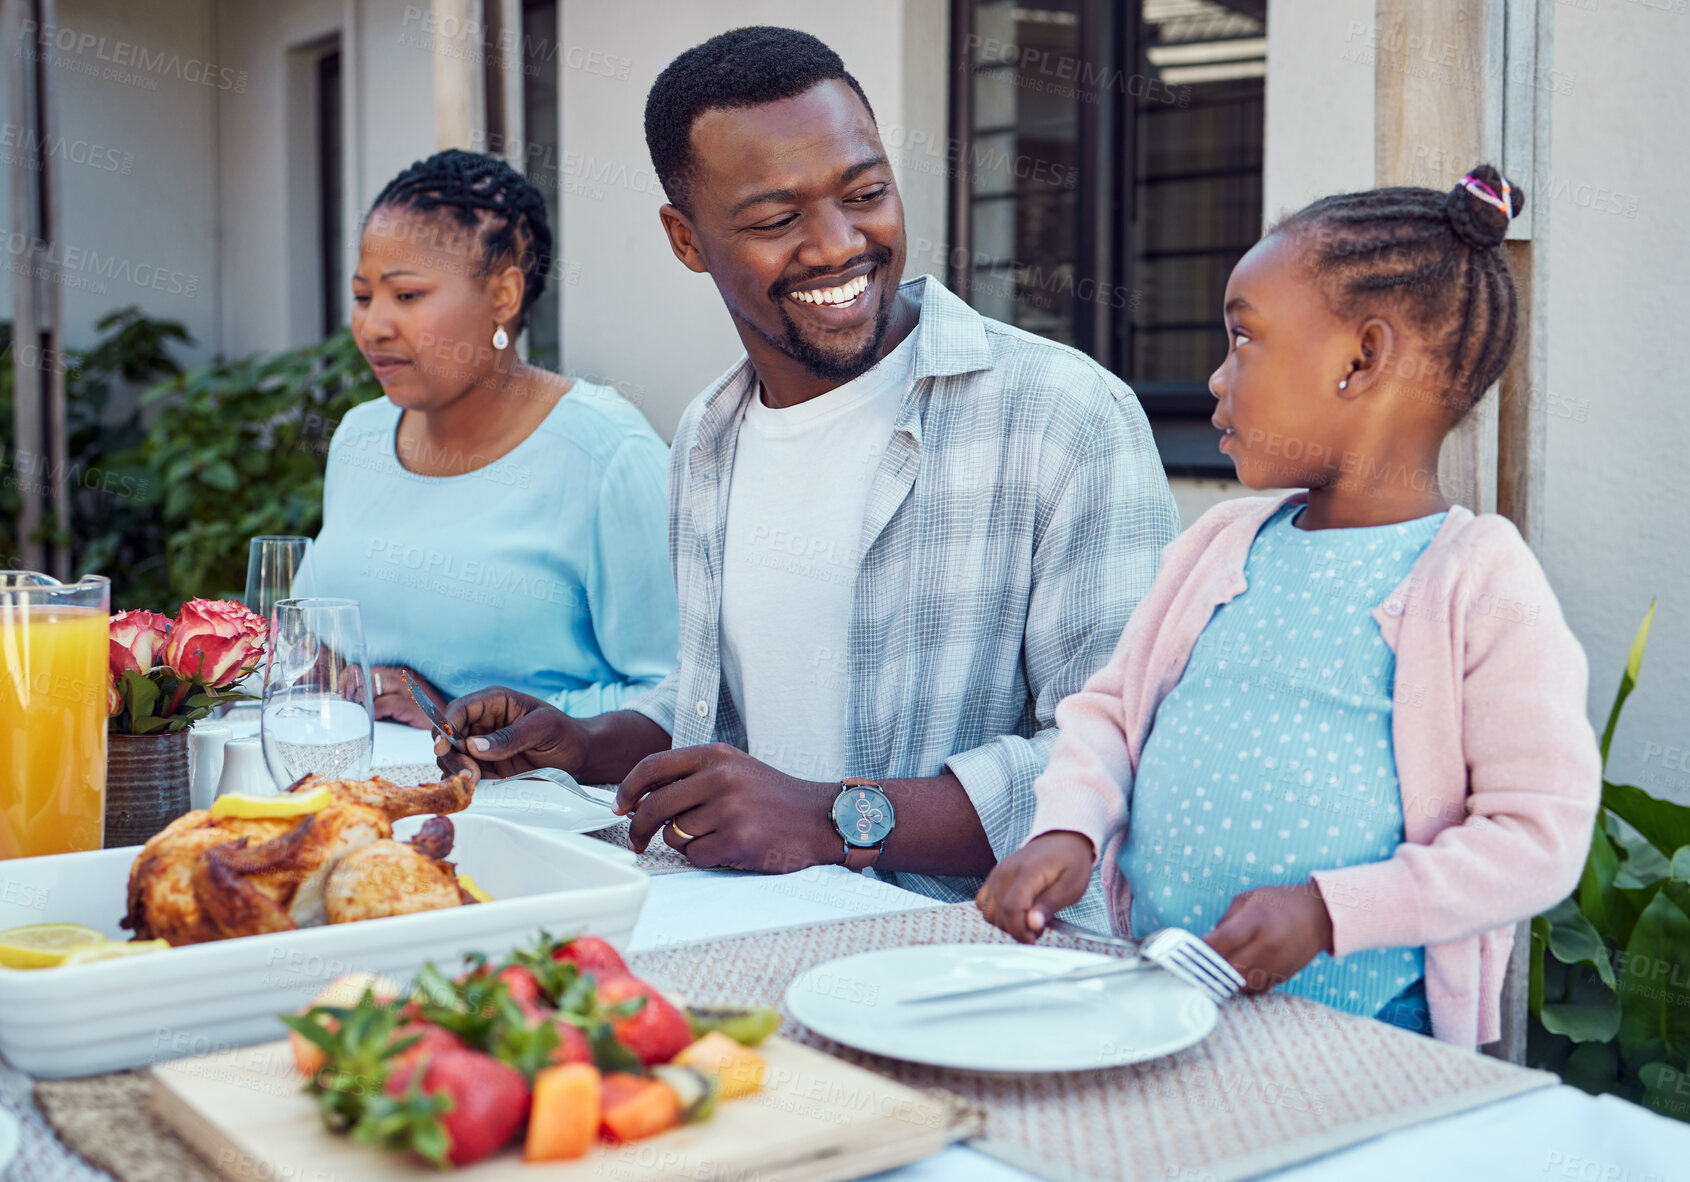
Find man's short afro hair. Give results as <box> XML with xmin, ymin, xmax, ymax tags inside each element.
<box><xmin>644</xmin><ymin>26</ymin><xmax>876</xmax><ymax>216</ymax></box>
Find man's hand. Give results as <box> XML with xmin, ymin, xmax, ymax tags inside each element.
<box><xmin>615</xmin><ymin>743</ymin><xmax>841</xmax><ymax>872</ymax></box>
<box><xmin>371</xmin><ymin>665</ymin><xmax>441</xmax><ymax>729</ymax></box>
<box><xmin>1203</xmin><ymin>881</ymin><xmax>1336</xmax><ymax>993</ymax></box>
<box><xmin>435</xmin><ymin>687</ymin><xmax>590</xmax><ymax>783</ymax></box>
<box><xmin>976</xmin><ymin>831</ymin><xmax>1096</xmax><ymax>943</ymax></box>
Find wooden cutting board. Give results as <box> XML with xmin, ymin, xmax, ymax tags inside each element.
<box><xmin>151</xmin><ymin>1037</ymin><xmax>981</xmax><ymax>1182</ymax></box>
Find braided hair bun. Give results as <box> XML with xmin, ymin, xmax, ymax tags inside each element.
<box><xmin>368</xmin><ymin>149</ymin><xmax>553</xmax><ymax>332</ymax></box>
<box><xmin>1444</xmin><ymin>163</ymin><xmax>1526</xmax><ymax>250</ymax></box>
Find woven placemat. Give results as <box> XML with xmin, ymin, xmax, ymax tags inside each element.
<box><xmin>376</xmin><ymin>764</ymin><xmax>694</xmax><ymax>876</ymax></box>
<box><xmin>627</xmin><ymin>903</ymin><xmax>1557</xmax><ymax>1182</ymax></box>
<box><xmin>33</xmin><ymin>1072</ymin><xmax>214</xmax><ymax>1182</ymax></box>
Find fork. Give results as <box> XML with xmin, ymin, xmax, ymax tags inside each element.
<box><xmin>1050</xmin><ymin>919</ymin><xmax>1244</xmax><ymax>1004</ymax></box>
<box><xmin>483</xmin><ymin>766</ymin><xmax>616</xmax><ymax>809</ymax></box>
<box><xmin>1136</xmin><ymin>928</ymin><xmax>1247</xmax><ymax>1005</ymax></box>
<box><xmin>901</xmin><ymin>926</ymin><xmax>1244</xmax><ymax>1007</ymax></box>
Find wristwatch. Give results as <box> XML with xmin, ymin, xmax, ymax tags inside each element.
<box><xmin>831</xmin><ymin>777</ymin><xmax>896</xmax><ymax>871</ymax></box>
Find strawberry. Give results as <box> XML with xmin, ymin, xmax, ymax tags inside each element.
<box><xmin>388</xmin><ymin>1022</ymin><xmax>464</xmax><ymax>1068</ymax></box>
<box><xmin>595</xmin><ymin>976</ymin><xmax>693</xmax><ymax>1066</ymax></box>
<box><xmin>374</xmin><ymin>1049</ymin><xmax>531</xmax><ymax>1167</ymax></box>
<box><xmin>552</xmin><ymin>936</ymin><xmax>629</xmax><ymax>981</ymax></box>
<box><xmin>494</xmin><ymin>966</ymin><xmax>547</xmax><ymax>1018</ymax></box>
<box><xmin>550</xmin><ymin>1018</ymin><xmax>594</xmax><ymax>1066</ymax></box>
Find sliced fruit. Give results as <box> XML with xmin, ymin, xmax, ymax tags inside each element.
<box><xmin>457</xmin><ymin>872</ymin><xmax>493</xmax><ymax>903</ymax></box>
<box><xmin>596</xmin><ymin>976</ymin><xmax>694</xmax><ymax>1066</ymax></box>
<box><xmin>685</xmin><ymin>1004</ymin><xmax>781</xmax><ymax>1047</ymax></box>
<box><xmin>652</xmin><ymin>1064</ymin><xmax>719</xmax><ymax>1123</ymax></box>
<box><xmin>525</xmin><ymin>1063</ymin><xmax>601</xmax><ymax>1162</ymax></box>
<box><xmin>59</xmin><ymin>939</ymin><xmax>170</xmax><ymax>965</ymax></box>
<box><xmin>0</xmin><ymin>922</ymin><xmax>109</xmax><ymax>969</ymax></box>
<box><xmin>210</xmin><ymin>784</ymin><xmax>331</xmax><ymax>819</ymax></box>
<box><xmin>600</xmin><ymin>1071</ymin><xmax>682</xmax><ymax>1143</ymax></box>
<box><xmin>673</xmin><ymin>1031</ymin><xmax>767</xmax><ymax>1100</ymax></box>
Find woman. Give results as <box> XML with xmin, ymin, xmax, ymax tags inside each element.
<box><xmin>307</xmin><ymin>149</ymin><xmax>678</xmax><ymax>725</ymax></box>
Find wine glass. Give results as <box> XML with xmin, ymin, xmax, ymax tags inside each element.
<box><xmin>260</xmin><ymin>598</ymin><xmax>375</xmax><ymax>789</ymax></box>
<box><xmin>246</xmin><ymin>536</ymin><xmax>317</xmax><ymax>621</ymax></box>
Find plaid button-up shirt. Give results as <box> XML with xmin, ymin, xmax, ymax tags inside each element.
<box><xmin>629</xmin><ymin>276</ymin><xmax>1177</xmax><ymax>925</ymax></box>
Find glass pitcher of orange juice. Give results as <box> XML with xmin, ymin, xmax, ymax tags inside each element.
<box><xmin>0</xmin><ymin>572</ymin><xmax>110</xmax><ymax>859</ymax></box>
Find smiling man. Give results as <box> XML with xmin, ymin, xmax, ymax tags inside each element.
<box><xmin>440</xmin><ymin>26</ymin><xmax>1177</xmax><ymax>925</ymax></box>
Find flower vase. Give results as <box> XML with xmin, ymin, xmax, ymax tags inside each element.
<box><xmin>105</xmin><ymin>729</ymin><xmax>192</xmax><ymax>848</ymax></box>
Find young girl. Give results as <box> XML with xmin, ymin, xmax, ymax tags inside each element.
<box><xmin>977</xmin><ymin>165</ymin><xmax>1600</xmax><ymax>1046</ymax></box>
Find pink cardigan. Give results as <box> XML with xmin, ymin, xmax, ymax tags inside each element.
<box><xmin>1028</xmin><ymin>493</ymin><xmax>1601</xmax><ymax>1046</ymax></box>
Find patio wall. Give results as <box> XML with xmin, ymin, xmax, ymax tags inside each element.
<box><xmin>1539</xmin><ymin>0</ymin><xmax>1689</xmax><ymax>803</ymax></box>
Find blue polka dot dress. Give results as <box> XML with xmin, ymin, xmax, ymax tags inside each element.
<box><xmin>1117</xmin><ymin>503</ymin><xmax>1445</xmax><ymax>1019</ymax></box>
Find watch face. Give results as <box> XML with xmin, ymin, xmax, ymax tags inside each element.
<box><xmin>833</xmin><ymin>786</ymin><xmax>895</xmax><ymax>847</ymax></box>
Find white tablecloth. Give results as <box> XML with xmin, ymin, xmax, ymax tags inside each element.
<box><xmin>630</xmin><ymin>866</ymin><xmax>1690</xmax><ymax>1182</ymax></box>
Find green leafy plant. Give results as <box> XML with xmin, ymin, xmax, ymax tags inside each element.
<box><xmin>140</xmin><ymin>329</ymin><xmax>380</xmax><ymax>606</ymax></box>
<box><xmin>1</xmin><ymin>309</ymin><xmax>190</xmax><ymax>596</ymax></box>
<box><xmin>1529</xmin><ymin>601</ymin><xmax>1690</xmax><ymax>1122</ymax></box>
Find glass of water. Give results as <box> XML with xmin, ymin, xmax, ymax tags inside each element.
<box><xmin>261</xmin><ymin>598</ymin><xmax>375</xmax><ymax>788</ymax></box>
<box><xmin>245</xmin><ymin>536</ymin><xmax>317</xmax><ymax>621</ymax></box>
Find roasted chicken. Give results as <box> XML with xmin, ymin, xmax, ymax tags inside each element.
<box><xmin>122</xmin><ymin>773</ymin><xmax>476</xmax><ymax>946</ymax></box>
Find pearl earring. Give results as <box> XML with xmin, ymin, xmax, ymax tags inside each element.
<box><xmin>1338</xmin><ymin>378</ymin><xmax>1349</xmax><ymax>390</ymax></box>
<box><xmin>492</xmin><ymin>324</ymin><xmax>510</xmax><ymax>350</ymax></box>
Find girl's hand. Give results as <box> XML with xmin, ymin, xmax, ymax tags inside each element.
<box><xmin>976</xmin><ymin>831</ymin><xmax>1096</xmax><ymax>943</ymax></box>
<box><xmin>1203</xmin><ymin>881</ymin><xmax>1336</xmax><ymax>993</ymax></box>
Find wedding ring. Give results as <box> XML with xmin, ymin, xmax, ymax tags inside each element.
<box><xmin>669</xmin><ymin>820</ymin><xmax>695</xmax><ymax>843</ymax></box>
<box><xmin>373</xmin><ymin>671</ymin><xmax>385</xmax><ymax>696</ymax></box>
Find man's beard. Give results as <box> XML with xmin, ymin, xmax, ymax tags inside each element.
<box><xmin>752</xmin><ymin>249</ymin><xmax>897</xmax><ymax>383</ymax></box>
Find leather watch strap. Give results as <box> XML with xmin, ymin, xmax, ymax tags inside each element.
<box><xmin>843</xmin><ymin>842</ymin><xmax>881</xmax><ymax>871</ymax></box>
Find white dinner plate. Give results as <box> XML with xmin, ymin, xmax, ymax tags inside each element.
<box><xmin>785</xmin><ymin>944</ymin><xmax>1217</xmax><ymax>1073</ymax></box>
<box><xmin>0</xmin><ymin>1106</ymin><xmax>21</xmax><ymax>1176</ymax></box>
<box><xmin>465</xmin><ymin>775</ymin><xmax>621</xmax><ymax>835</ymax></box>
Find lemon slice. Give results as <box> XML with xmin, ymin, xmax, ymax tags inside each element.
<box><xmin>211</xmin><ymin>785</ymin><xmax>332</xmax><ymax>819</ymax></box>
<box><xmin>0</xmin><ymin>922</ymin><xmax>109</xmax><ymax>969</ymax></box>
<box><xmin>457</xmin><ymin>872</ymin><xmax>493</xmax><ymax>903</ymax></box>
<box><xmin>60</xmin><ymin>939</ymin><xmax>171</xmax><ymax>966</ymax></box>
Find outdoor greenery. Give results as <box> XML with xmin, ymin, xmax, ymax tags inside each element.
<box><xmin>1529</xmin><ymin>602</ymin><xmax>1690</xmax><ymax>1122</ymax></box>
<box><xmin>1</xmin><ymin>310</ymin><xmax>380</xmax><ymax>609</ymax></box>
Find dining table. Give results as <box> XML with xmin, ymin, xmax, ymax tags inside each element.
<box><xmin>2</xmin><ymin>721</ymin><xmax>1686</xmax><ymax>1182</ymax></box>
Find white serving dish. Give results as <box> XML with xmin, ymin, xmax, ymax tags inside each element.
<box><xmin>0</xmin><ymin>814</ymin><xmax>647</xmax><ymax>1078</ymax></box>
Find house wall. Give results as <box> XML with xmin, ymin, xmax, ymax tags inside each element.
<box><xmin>1541</xmin><ymin>2</ymin><xmax>1690</xmax><ymax>802</ymax></box>
<box><xmin>552</xmin><ymin>0</ymin><xmax>952</xmax><ymax>438</ymax></box>
<box><xmin>214</xmin><ymin>0</ymin><xmax>440</xmax><ymax>358</ymax></box>
<box><xmin>6</xmin><ymin>0</ymin><xmax>222</xmax><ymax>366</ymax></box>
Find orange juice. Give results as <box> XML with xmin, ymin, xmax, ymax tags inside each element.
<box><xmin>0</xmin><ymin>605</ymin><xmax>108</xmax><ymax>858</ymax></box>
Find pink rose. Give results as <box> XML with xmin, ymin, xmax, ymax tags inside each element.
<box><xmin>163</xmin><ymin>598</ymin><xmax>269</xmax><ymax>688</ymax></box>
<box><xmin>109</xmin><ymin>609</ymin><xmax>171</xmax><ymax>679</ymax></box>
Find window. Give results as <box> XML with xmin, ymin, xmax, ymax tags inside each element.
<box><xmin>521</xmin><ymin>0</ymin><xmax>560</xmax><ymax>370</ymax></box>
<box><xmin>317</xmin><ymin>45</ymin><xmax>344</xmax><ymax>338</ymax></box>
<box><xmin>951</xmin><ymin>0</ymin><xmax>1266</xmax><ymax>476</ymax></box>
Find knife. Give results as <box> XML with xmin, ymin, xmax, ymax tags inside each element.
<box><xmin>401</xmin><ymin>669</ymin><xmax>464</xmax><ymax>751</ymax></box>
<box><xmin>900</xmin><ymin>957</ymin><xmax>1147</xmax><ymax>1006</ymax></box>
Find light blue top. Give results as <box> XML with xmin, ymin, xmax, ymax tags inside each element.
<box><xmin>1118</xmin><ymin>503</ymin><xmax>1446</xmax><ymax>1017</ymax></box>
<box><xmin>305</xmin><ymin>381</ymin><xmax>679</xmax><ymax>715</ymax></box>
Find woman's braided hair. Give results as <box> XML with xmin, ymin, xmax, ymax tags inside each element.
<box><xmin>1272</xmin><ymin>163</ymin><xmax>1525</xmax><ymax>417</ymax></box>
<box><xmin>368</xmin><ymin>148</ymin><xmax>553</xmax><ymax>333</ymax></box>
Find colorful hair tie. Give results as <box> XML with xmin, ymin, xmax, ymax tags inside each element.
<box><xmin>1460</xmin><ymin>173</ymin><xmax>1514</xmax><ymax>219</ymax></box>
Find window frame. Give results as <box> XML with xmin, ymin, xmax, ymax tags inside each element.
<box><xmin>947</xmin><ymin>0</ymin><xmax>1265</xmax><ymax>478</ymax></box>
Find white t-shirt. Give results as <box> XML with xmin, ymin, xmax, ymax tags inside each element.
<box><xmin>719</xmin><ymin>332</ymin><xmax>918</xmax><ymax>780</ymax></box>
